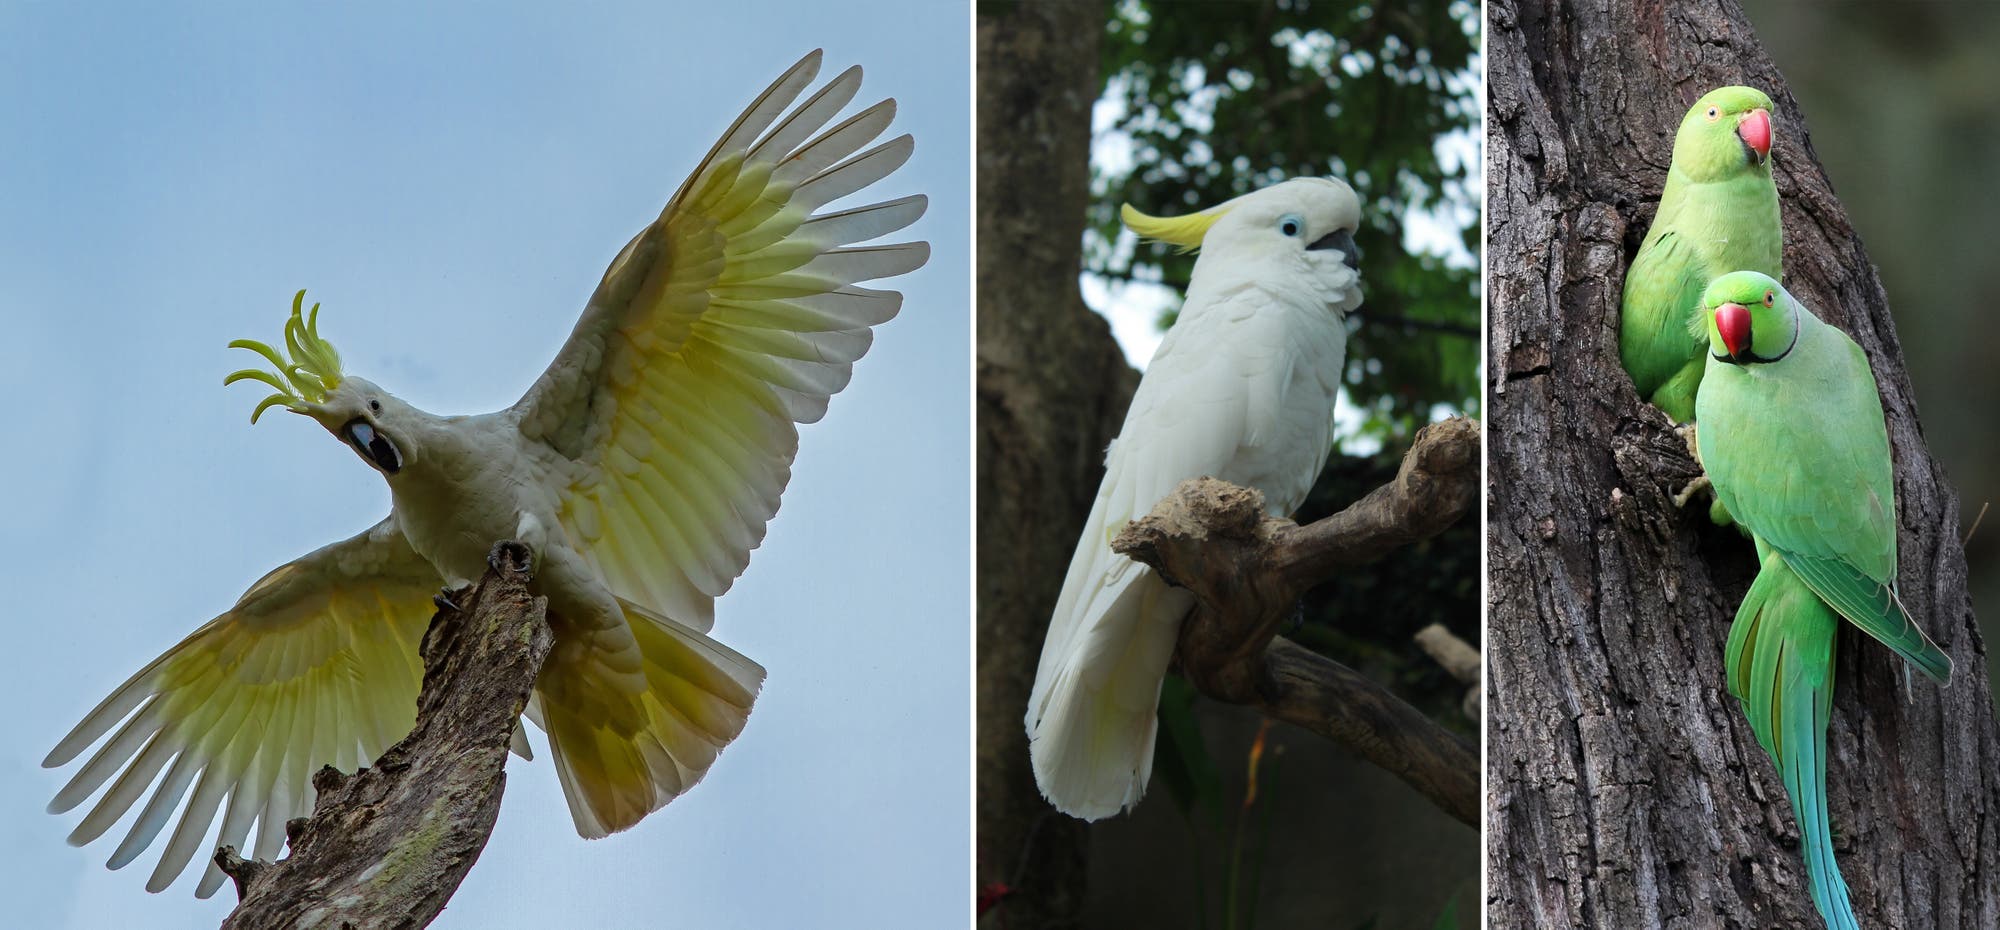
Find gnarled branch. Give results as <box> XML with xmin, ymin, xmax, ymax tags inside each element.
<box><xmin>216</xmin><ymin>541</ymin><xmax>551</xmax><ymax>930</ymax></box>
<box><xmin>1111</xmin><ymin>416</ymin><xmax>1481</xmax><ymax>826</ymax></box>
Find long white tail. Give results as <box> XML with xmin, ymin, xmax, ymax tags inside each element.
<box><xmin>1025</xmin><ymin>490</ymin><xmax>1192</xmax><ymax>820</ymax></box>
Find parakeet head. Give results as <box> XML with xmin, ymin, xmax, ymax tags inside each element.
<box><xmin>1673</xmin><ymin>86</ymin><xmax>1775</xmax><ymax>180</ymax></box>
<box><xmin>1702</xmin><ymin>270</ymin><xmax>1799</xmax><ymax>364</ymax></box>
<box><xmin>225</xmin><ymin>291</ymin><xmax>414</xmax><ymax>477</ymax></box>
<box><xmin>1121</xmin><ymin>176</ymin><xmax>1364</xmax><ymax>313</ymax></box>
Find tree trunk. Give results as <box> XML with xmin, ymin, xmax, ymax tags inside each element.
<box><xmin>975</xmin><ymin>1</ymin><xmax>1123</xmax><ymax>927</ymax></box>
<box><xmin>1486</xmin><ymin>1</ymin><xmax>2000</xmax><ymax>927</ymax></box>
<box><xmin>216</xmin><ymin>542</ymin><xmax>551</xmax><ymax>930</ymax></box>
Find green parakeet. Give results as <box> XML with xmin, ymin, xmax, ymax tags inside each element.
<box><xmin>1695</xmin><ymin>271</ymin><xmax>1953</xmax><ymax>930</ymax></box>
<box><xmin>1026</xmin><ymin>178</ymin><xmax>1364</xmax><ymax>819</ymax></box>
<box><xmin>44</xmin><ymin>49</ymin><xmax>929</xmax><ymax>897</ymax></box>
<box><xmin>1621</xmin><ymin>86</ymin><xmax>1781</xmax><ymax>422</ymax></box>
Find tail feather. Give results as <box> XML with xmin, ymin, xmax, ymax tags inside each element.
<box><xmin>536</xmin><ymin>597</ymin><xmax>763</xmax><ymax>839</ymax></box>
<box><xmin>1727</xmin><ymin>550</ymin><xmax>1859</xmax><ymax>930</ymax></box>
<box><xmin>1026</xmin><ymin>545</ymin><xmax>1188</xmax><ymax>820</ymax></box>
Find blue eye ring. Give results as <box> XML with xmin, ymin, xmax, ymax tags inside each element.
<box><xmin>1278</xmin><ymin>213</ymin><xmax>1305</xmax><ymax>238</ymax></box>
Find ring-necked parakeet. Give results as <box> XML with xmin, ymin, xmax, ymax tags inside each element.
<box><xmin>44</xmin><ymin>49</ymin><xmax>929</xmax><ymax>897</ymax></box>
<box><xmin>1025</xmin><ymin>177</ymin><xmax>1364</xmax><ymax>820</ymax></box>
<box><xmin>1621</xmin><ymin>86</ymin><xmax>1780</xmax><ymax>422</ymax></box>
<box><xmin>1696</xmin><ymin>271</ymin><xmax>1952</xmax><ymax>930</ymax></box>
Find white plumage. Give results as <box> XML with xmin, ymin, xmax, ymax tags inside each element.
<box><xmin>1026</xmin><ymin>177</ymin><xmax>1363</xmax><ymax>820</ymax></box>
<box><xmin>45</xmin><ymin>48</ymin><xmax>927</xmax><ymax>896</ymax></box>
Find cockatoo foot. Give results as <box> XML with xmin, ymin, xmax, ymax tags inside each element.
<box><xmin>488</xmin><ymin>540</ymin><xmax>533</xmax><ymax>576</ymax></box>
<box><xmin>432</xmin><ymin>591</ymin><xmax>460</xmax><ymax>613</ymax></box>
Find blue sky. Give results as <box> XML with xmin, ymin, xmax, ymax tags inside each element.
<box><xmin>0</xmin><ymin>3</ymin><xmax>969</xmax><ymax>927</ymax></box>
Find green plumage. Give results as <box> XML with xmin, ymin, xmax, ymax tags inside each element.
<box><xmin>1621</xmin><ymin>87</ymin><xmax>1782</xmax><ymax>422</ymax></box>
<box><xmin>1697</xmin><ymin>272</ymin><xmax>1953</xmax><ymax>930</ymax></box>
<box><xmin>1725</xmin><ymin>544</ymin><xmax>1852</xmax><ymax>930</ymax></box>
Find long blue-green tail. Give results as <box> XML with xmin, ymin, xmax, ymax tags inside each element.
<box><xmin>1726</xmin><ymin>546</ymin><xmax>1859</xmax><ymax>930</ymax></box>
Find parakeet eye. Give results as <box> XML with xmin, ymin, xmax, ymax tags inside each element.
<box><xmin>1763</xmin><ymin>291</ymin><xmax>1775</xmax><ymax>307</ymax></box>
<box><xmin>1706</xmin><ymin>106</ymin><xmax>1720</xmax><ymax>121</ymax></box>
<box><xmin>1278</xmin><ymin>214</ymin><xmax>1305</xmax><ymax>238</ymax></box>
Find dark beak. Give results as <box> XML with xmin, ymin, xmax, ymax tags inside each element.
<box><xmin>344</xmin><ymin>419</ymin><xmax>403</xmax><ymax>475</ymax></box>
<box><xmin>1307</xmin><ymin>229</ymin><xmax>1362</xmax><ymax>269</ymax></box>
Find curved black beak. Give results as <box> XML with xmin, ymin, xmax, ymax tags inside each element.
<box><xmin>1308</xmin><ymin>229</ymin><xmax>1362</xmax><ymax>269</ymax></box>
<box><xmin>343</xmin><ymin>419</ymin><xmax>403</xmax><ymax>475</ymax></box>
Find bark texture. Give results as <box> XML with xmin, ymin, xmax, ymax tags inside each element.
<box><xmin>1487</xmin><ymin>1</ymin><xmax>2000</xmax><ymax>927</ymax></box>
<box><xmin>976</xmin><ymin>2</ymin><xmax>1122</xmax><ymax>926</ymax></box>
<box><xmin>1113</xmin><ymin>417</ymin><xmax>1481</xmax><ymax>826</ymax></box>
<box><xmin>216</xmin><ymin>542</ymin><xmax>552</xmax><ymax>930</ymax></box>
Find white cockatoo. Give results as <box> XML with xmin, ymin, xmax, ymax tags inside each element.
<box><xmin>44</xmin><ymin>49</ymin><xmax>928</xmax><ymax>897</ymax></box>
<box><xmin>1025</xmin><ymin>177</ymin><xmax>1363</xmax><ymax>820</ymax></box>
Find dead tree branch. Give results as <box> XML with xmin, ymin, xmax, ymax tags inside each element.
<box><xmin>1111</xmin><ymin>416</ymin><xmax>1481</xmax><ymax>827</ymax></box>
<box><xmin>1415</xmin><ymin>623</ymin><xmax>1482</xmax><ymax>721</ymax></box>
<box><xmin>215</xmin><ymin>541</ymin><xmax>551</xmax><ymax>930</ymax></box>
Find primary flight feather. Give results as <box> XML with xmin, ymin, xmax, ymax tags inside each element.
<box><xmin>1025</xmin><ymin>177</ymin><xmax>1363</xmax><ymax>820</ymax></box>
<box><xmin>44</xmin><ymin>48</ymin><xmax>928</xmax><ymax>897</ymax></box>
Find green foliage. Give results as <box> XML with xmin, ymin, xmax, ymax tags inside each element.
<box><xmin>1087</xmin><ymin>0</ymin><xmax>1482</xmax><ymax>448</ymax></box>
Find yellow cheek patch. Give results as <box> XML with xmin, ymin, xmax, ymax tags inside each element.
<box><xmin>223</xmin><ymin>290</ymin><xmax>346</xmax><ymax>423</ymax></box>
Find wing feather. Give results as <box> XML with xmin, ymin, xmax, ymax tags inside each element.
<box><xmin>44</xmin><ymin>516</ymin><xmax>440</xmax><ymax>896</ymax></box>
<box><xmin>515</xmin><ymin>51</ymin><xmax>926</xmax><ymax>634</ymax></box>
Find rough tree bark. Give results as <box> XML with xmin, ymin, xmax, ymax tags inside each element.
<box><xmin>976</xmin><ymin>1</ymin><xmax>1121</xmax><ymax>927</ymax></box>
<box><xmin>1487</xmin><ymin>1</ymin><xmax>2000</xmax><ymax>927</ymax></box>
<box><xmin>215</xmin><ymin>542</ymin><xmax>552</xmax><ymax>930</ymax></box>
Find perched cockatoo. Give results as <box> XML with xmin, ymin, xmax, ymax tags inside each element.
<box><xmin>44</xmin><ymin>49</ymin><xmax>928</xmax><ymax>897</ymax></box>
<box><xmin>1621</xmin><ymin>86</ymin><xmax>1780</xmax><ymax>423</ymax></box>
<box><xmin>1697</xmin><ymin>271</ymin><xmax>1951</xmax><ymax>930</ymax></box>
<box><xmin>1025</xmin><ymin>177</ymin><xmax>1363</xmax><ymax>820</ymax></box>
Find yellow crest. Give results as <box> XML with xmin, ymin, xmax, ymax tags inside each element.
<box><xmin>1120</xmin><ymin>202</ymin><xmax>1228</xmax><ymax>253</ymax></box>
<box><xmin>223</xmin><ymin>290</ymin><xmax>344</xmax><ymax>423</ymax></box>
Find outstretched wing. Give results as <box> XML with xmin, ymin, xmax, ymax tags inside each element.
<box><xmin>44</xmin><ymin>516</ymin><xmax>442</xmax><ymax>898</ymax></box>
<box><xmin>514</xmin><ymin>48</ymin><xmax>928</xmax><ymax>632</ymax></box>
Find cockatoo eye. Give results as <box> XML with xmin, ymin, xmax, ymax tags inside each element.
<box><xmin>343</xmin><ymin>418</ymin><xmax>402</xmax><ymax>475</ymax></box>
<box><xmin>1278</xmin><ymin>213</ymin><xmax>1305</xmax><ymax>238</ymax></box>
<box><xmin>368</xmin><ymin>399</ymin><xmax>382</xmax><ymax>413</ymax></box>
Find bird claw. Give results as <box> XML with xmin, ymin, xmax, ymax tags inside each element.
<box><xmin>488</xmin><ymin>540</ymin><xmax>533</xmax><ymax>576</ymax></box>
<box><xmin>1675</xmin><ymin>422</ymin><xmax>1701</xmax><ymax>463</ymax></box>
<box><xmin>432</xmin><ymin>591</ymin><xmax>460</xmax><ymax>613</ymax></box>
<box><xmin>1671</xmin><ymin>475</ymin><xmax>1711</xmax><ymax>510</ymax></box>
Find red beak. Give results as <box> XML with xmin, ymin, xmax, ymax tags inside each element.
<box><xmin>1738</xmin><ymin>108</ymin><xmax>1772</xmax><ymax>161</ymax></box>
<box><xmin>1715</xmin><ymin>302</ymin><xmax>1753</xmax><ymax>359</ymax></box>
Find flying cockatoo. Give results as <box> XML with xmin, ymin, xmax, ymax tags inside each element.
<box><xmin>1696</xmin><ymin>271</ymin><xmax>1952</xmax><ymax>930</ymax></box>
<box><xmin>1025</xmin><ymin>177</ymin><xmax>1363</xmax><ymax>820</ymax></box>
<box><xmin>43</xmin><ymin>48</ymin><xmax>928</xmax><ymax>898</ymax></box>
<box><xmin>1621</xmin><ymin>86</ymin><xmax>1780</xmax><ymax>423</ymax></box>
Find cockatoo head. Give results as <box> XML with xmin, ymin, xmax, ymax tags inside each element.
<box><xmin>1120</xmin><ymin>176</ymin><xmax>1364</xmax><ymax>316</ymax></box>
<box><xmin>224</xmin><ymin>291</ymin><xmax>417</xmax><ymax>477</ymax></box>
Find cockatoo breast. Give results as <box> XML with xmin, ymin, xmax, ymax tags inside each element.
<box><xmin>386</xmin><ymin>411</ymin><xmax>565</xmax><ymax>586</ymax></box>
